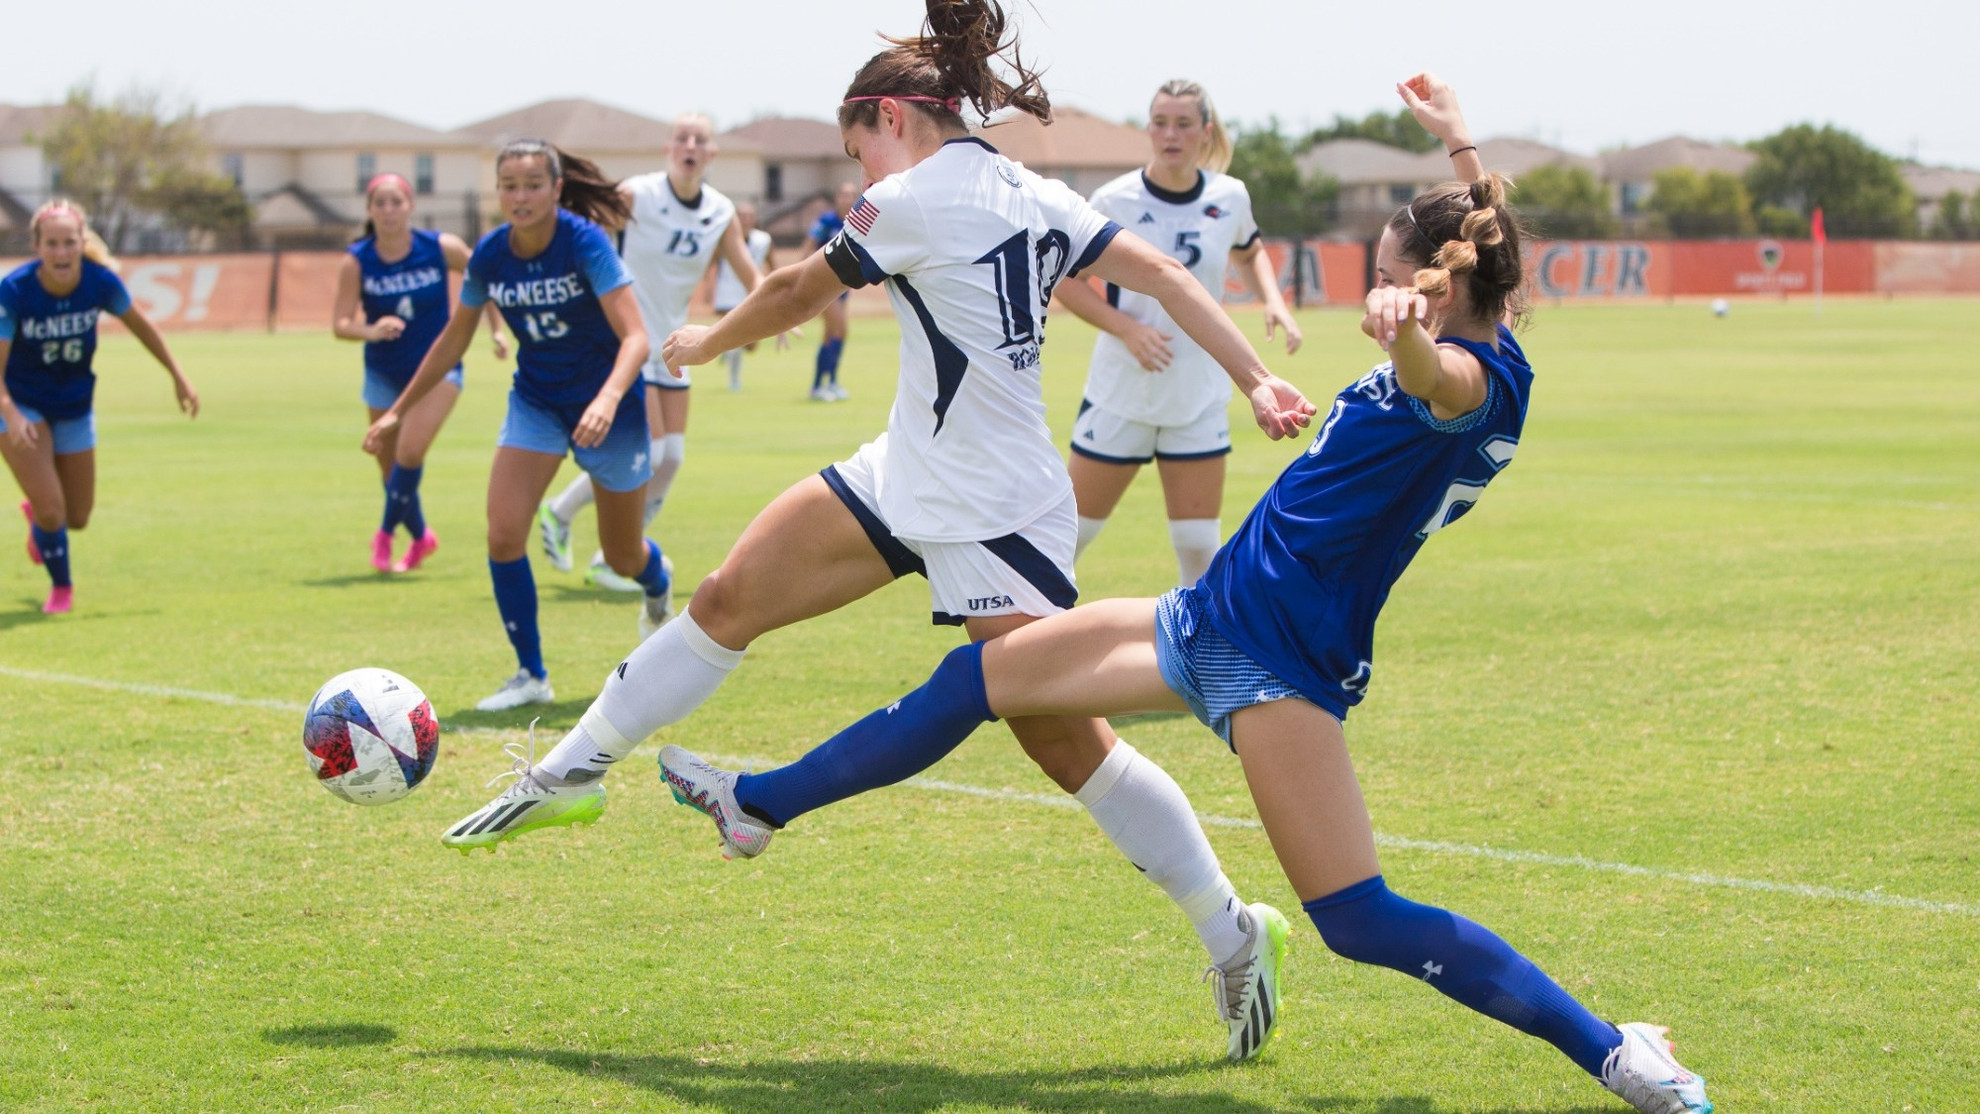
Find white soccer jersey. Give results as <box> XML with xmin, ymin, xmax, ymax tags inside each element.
<box><xmin>713</xmin><ymin>227</ymin><xmax>772</xmax><ymax>311</ymax></box>
<box><xmin>1081</xmin><ymin>169</ymin><xmax>1261</xmax><ymax>425</ymax></box>
<box><xmin>822</xmin><ymin>137</ymin><xmax>1121</xmax><ymax>542</ymax></box>
<box><xmin>620</xmin><ymin>173</ymin><xmax>737</xmax><ymax>341</ymax></box>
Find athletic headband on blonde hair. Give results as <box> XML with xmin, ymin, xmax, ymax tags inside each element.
<box><xmin>842</xmin><ymin>94</ymin><xmax>963</xmax><ymax>114</ymax></box>
<box><xmin>366</xmin><ymin>173</ymin><xmax>414</xmax><ymax>198</ymax></box>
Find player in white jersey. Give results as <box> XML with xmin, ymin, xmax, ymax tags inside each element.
<box><xmin>712</xmin><ymin>200</ymin><xmax>774</xmax><ymax>391</ymax></box>
<box><xmin>440</xmin><ymin>0</ymin><xmax>1315</xmax><ymax>1063</ymax></box>
<box><xmin>1054</xmin><ymin>80</ymin><xmax>1303</xmax><ymax>587</ymax></box>
<box><xmin>537</xmin><ymin>114</ymin><xmax>769</xmax><ymax>614</ymax></box>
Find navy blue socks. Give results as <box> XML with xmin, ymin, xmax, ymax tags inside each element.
<box><xmin>488</xmin><ymin>556</ymin><xmax>544</xmax><ymax>679</ymax></box>
<box><xmin>31</xmin><ymin>523</ymin><xmax>70</xmax><ymax>588</ymax></box>
<box><xmin>635</xmin><ymin>538</ymin><xmax>669</xmax><ymax>598</ymax></box>
<box><xmin>1302</xmin><ymin>876</ymin><xmax>1622</xmax><ymax>1077</ymax></box>
<box><xmin>734</xmin><ymin>641</ymin><xmax>996</xmax><ymax>827</ymax></box>
<box><xmin>382</xmin><ymin>464</ymin><xmax>425</xmax><ymax>539</ymax></box>
<box><xmin>813</xmin><ymin>337</ymin><xmax>843</xmax><ymax>390</ymax></box>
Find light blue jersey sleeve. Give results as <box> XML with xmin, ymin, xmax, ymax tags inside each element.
<box><xmin>573</xmin><ymin>221</ymin><xmax>633</xmax><ymax>296</ymax></box>
<box><xmin>458</xmin><ymin>246</ymin><xmax>491</xmax><ymax>308</ymax></box>
<box><xmin>97</xmin><ymin>268</ymin><xmax>133</xmax><ymax>316</ymax></box>
<box><xmin>0</xmin><ymin>286</ymin><xmax>15</xmax><ymax>342</ymax></box>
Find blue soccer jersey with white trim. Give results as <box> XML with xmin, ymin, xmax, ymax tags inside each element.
<box><xmin>352</xmin><ymin>228</ymin><xmax>455</xmax><ymax>386</ymax></box>
<box><xmin>461</xmin><ymin>209</ymin><xmax>634</xmax><ymax>416</ymax></box>
<box><xmin>1199</xmin><ymin>324</ymin><xmax>1534</xmax><ymax>717</ymax></box>
<box><xmin>0</xmin><ymin>259</ymin><xmax>132</xmax><ymax>421</ymax></box>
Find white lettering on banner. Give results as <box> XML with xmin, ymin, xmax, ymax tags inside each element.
<box><xmin>184</xmin><ymin>264</ymin><xmax>220</xmax><ymax>323</ymax></box>
<box><xmin>124</xmin><ymin>262</ymin><xmax>185</xmax><ymax>321</ymax></box>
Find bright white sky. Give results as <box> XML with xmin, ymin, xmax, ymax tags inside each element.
<box><xmin>13</xmin><ymin>0</ymin><xmax>1975</xmax><ymax>168</ymax></box>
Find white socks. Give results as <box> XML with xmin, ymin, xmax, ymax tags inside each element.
<box><xmin>549</xmin><ymin>473</ymin><xmax>595</xmax><ymax>523</ymax></box>
<box><xmin>723</xmin><ymin>348</ymin><xmax>744</xmax><ymax>389</ymax></box>
<box><xmin>536</xmin><ymin>609</ymin><xmax>747</xmax><ymax>783</ymax></box>
<box><xmin>645</xmin><ymin>433</ymin><xmax>685</xmax><ymax>525</ymax></box>
<box><xmin>1168</xmin><ymin>518</ymin><xmax>1220</xmax><ymax>586</ymax></box>
<box><xmin>1074</xmin><ymin>739</ymin><xmax>1249</xmax><ymax>965</ymax></box>
<box><xmin>1075</xmin><ymin>515</ymin><xmax>1108</xmax><ymax>560</ymax></box>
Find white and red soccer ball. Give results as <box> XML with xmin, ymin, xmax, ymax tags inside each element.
<box><xmin>303</xmin><ymin>668</ymin><xmax>438</xmax><ymax>805</ymax></box>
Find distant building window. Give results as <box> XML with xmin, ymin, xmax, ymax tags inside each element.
<box><xmin>1389</xmin><ymin>183</ymin><xmax>1414</xmax><ymax>206</ymax></box>
<box><xmin>357</xmin><ymin>152</ymin><xmax>377</xmax><ymax>193</ymax></box>
<box><xmin>415</xmin><ymin>153</ymin><xmax>435</xmax><ymax>195</ymax></box>
<box><xmin>1620</xmin><ymin>180</ymin><xmax>1648</xmax><ymax>216</ymax></box>
<box><xmin>222</xmin><ymin>153</ymin><xmax>244</xmax><ymax>188</ymax></box>
<box><xmin>765</xmin><ymin>163</ymin><xmax>783</xmax><ymax>204</ymax></box>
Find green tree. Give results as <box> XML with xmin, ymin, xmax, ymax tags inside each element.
<box><xmin>1511</xmin><ymin>164</ymin><xmax>1619</xmax><ymax>238</ymax></box>
<box><xmin>1228</xmin><ymin>118</ymin><xmax>1339</xmax><ymax>237</ymax></box>
<box><xmin>1645</xmin><ymin>167</ymin><xmax>1756</xmax><ymax>237</ymax></box>
<box><xmin>1304</xmin><ymin>109</ymin><xmax>1438</xmax><ymax>153</ymax></box>
<box><xmin>1744</xmin><ymin>124</ymin><xmax>1916</xmax><ymax>238</ymax></box>
<box><xmin>1929</xmin><ymin>190</ymin><xmax>1973</xmax><ymax>240</ymax></box>
<box><xmin>37</xmin><ymin>82</ymin><xmax>250</xmax><ymax>251</ymax></box>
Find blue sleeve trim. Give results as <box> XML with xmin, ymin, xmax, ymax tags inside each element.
<box><xmin>1069</xmin><ymin>221</ymin><xmax>1123</xmax><ymax>277</ymax></box>
<box><xmin>1406</xmin><ymin>374</ymin><xmax>1499</xmax><ymax>433</ymax></box>
<box><xmin>458</xmin><ymin>270</ymin><xmax>489</xmax><ymax>308</ymax></box>
<box><xmin>100</xmin><ymin>271</ymin><xmax>133</xmax><ymax>316</ymax></box>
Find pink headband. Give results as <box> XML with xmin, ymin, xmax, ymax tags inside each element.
<box><xmin>843</xmin><ymin>94</ymin><xmax>962</xmax><ymax>114</ymax></box>
<box><xmin>366</xmin><ymin>173</ymin><xmax>414</xmax><ymax>198</ymax></box>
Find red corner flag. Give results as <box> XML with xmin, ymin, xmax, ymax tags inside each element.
<box><xmin>1811</xmin><ymin>206</ymin><xmax>1827</xmax><ymax>245</ymax></box>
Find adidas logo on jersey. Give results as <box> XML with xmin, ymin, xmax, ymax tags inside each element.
<box><xmin>1138</xmin><ymin>212</ymin><xmax>1157</xmax><ymax>224</ymax></box>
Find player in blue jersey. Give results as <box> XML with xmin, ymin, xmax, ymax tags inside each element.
<box><xmin>804</xmin><ymin>181</ymin><xmax>858</xmax><ymax>401</ymax></box>
<box><xmin>334</xmin><ymin>172</ymin><xmax>510</xmax><ymax>574</ymax></box>
<box><xmin>657</xmin><ymin>77</ymin><xmax>1714</xmax><ymax>1112</ymax></box>
<box><xmin>443</xmin><ymin>0</ymin><xmax>1315</xmax><ymax>1063</ymax></box>
<box><xmin>0</xmin><ymin>200</ymin><xmax>198</xmax><ymax>615</ymax></box>
<box><xmin>364</xmin><ymin>141</ymin><xmax>663</xmax><ymax>713</ymax></box>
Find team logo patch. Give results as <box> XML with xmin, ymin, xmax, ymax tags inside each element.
<box><xmin>1203</xmin><ymin>204</ymin><xmax>1226</xmax><ymax>218</ymax></box>
<box><xmin>1137</xmin><ymin>212</ymin><xmax>1157</xmax><ymax>224</ymax></box>
<box><xmin>847</xmin><ymin>196</ymin><xmax>880</xmax><ymax>235</ymax></box>
<box><xmin>996</xmin><ymin>163</ymin><xmax>1024</xmax><ymax>188</ymax></box>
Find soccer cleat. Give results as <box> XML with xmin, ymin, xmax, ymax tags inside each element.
<box><xmin>474</xmin><ymin>669</ymin><xmax>555</xmax><ymax>713</ymax></box>
<box><xmin>393</xmin><ymin>529</ymin><xmax>440</xmax><ymax>574</ymax></box>
<box><xmin>808</xmin><ymin>386</ymin><xmax>833</xmax><ymax>402</ymax></box>
<box><xmin>826</xmin><ymin>382</ymin><xmax>850</xmax><ymax>401</ymax></box>
<box><xmin>1204</xmin><ymin>902</ymin><xmax>1290</xmax><ymax>1062</ymax></box>
<box><xmin>441</xmin><ymin>726</ymin><xmax>606</xmax><ymax>853</ymax></box>
<box><xmin>1601</xmin><ymin>1023</ymin><xmax>1713</xmax><ymax>1113</ymax></box>
<box><xmin>637</xmin><ymin>555</ymin><xmax>675</xmax><ymax>640</ymax></box>
<box><xmin>657</xmin><ymin>745</ymin><xmax>774</xmax><ymax>860</ymax></box>
<box><xmin>585</xmin><ymin>550</ymin><xmax>644</xmax><ymax>594</ymax></box>
<box><xmin>42</xmin><ymin>586</ymin><xmax>72</xmax><ymax>615</ymax></box>
<box><xmin>537</xmin><ymin>502</ymin><xmax>573</xmax><ymax>573</ymax></box>
<box><xmin>371</xmin><ymin>530</ymin><xmax>395</xmax><ymax>573</ymax></box>
<box><xmin>21</xmin><ymin>502</ymin><xmax>39</xmax><ymax>565</ymax></box>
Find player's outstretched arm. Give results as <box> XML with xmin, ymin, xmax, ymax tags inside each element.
<box><xmin>664</xmin><ymin>252</ymin><xmax>846</xmax><ymax>371</ymax></box>
<box><xmin>365</xmin><ymin>304</ymin><xmax>479</xmax><ymax>453</ymax></box>
<box><xmin>1084</xmin><ymin>233</ymin><xmax>1314</xmax><ymax>439</ymax></box>
<box><xmin>119</xmin><ymin>306</ymin><xmax>198</xmax><ymax>418</ymax></box>
<box><xmin>573</xmin><ymin>285</ymin><xmax>650</xmax><ymax>449</ymax></box>
<box><xmin>0</xmin><ymin>339</ymin><xmax>29</xmax><ymax>448</ymax></box>
<box><xmin>1366</xmin><ymin>286</ymin><xmax>1486</xmax><ymax>418</ymax></box>
<box><xmin>1397</xmin><ymin>73</ymin><xmax>1482</xmax><ymax>185</ymax></box>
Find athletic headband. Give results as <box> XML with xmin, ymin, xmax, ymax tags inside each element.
<box><xmin>843</xmin><ymin>94</ymin><xmax>963</xmax><ymax>114</ymax></box>
<box><xmin>1404</xmin><ymin>200</ymin><xmax>1439</xmax><ymax>256</ymax></box>
<box><xmin>366</xmin><ymin>173</ymin><xmax>414</xmax><ymax>198</ymax></box>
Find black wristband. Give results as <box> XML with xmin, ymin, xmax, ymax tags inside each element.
<box><xmin>1447</xmin><ymin>145</ymin><xmax>1478</xmax><ymax>158</ymax></box>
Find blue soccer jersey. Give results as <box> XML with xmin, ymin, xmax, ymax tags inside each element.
<box><xmin>808</xmin><ymin>208</ymin><xmax>843</xmax><ymax>247</ymax></box>
<box><xmin>0</xmin><ymin>259</ymin><xmax>132</xmax><ymax>422</ymax></box>
<box><xmin>352</xmin><ymin>228</ymin><xmax>455</xmax><ymax>387</ymax></box>
<box><xmin>1199</xmin><ymin>324</ymin><xmax>1534</xmax><ymax>718</ymax></box>
<box><xmin>460</xmin><ymin>209</ymin><xmax>634</xmax><ymax>418</ymax></box>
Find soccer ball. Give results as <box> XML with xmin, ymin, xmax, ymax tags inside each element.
<box><xmin>1711</xmin><ymin>298</ymin><xmax>1731</xmax><ymax>317</ymax></box>
<box><xmin>303</xmin><ymin>668</ymin><xmax>439</xmax><ymax>805</ymax></box>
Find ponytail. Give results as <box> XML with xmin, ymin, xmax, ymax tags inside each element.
<box><xmin>840</xmin><ymin>0</ymin><xmax>1051</xmax><ymax>131</ymax></box>
<box><xmin>1388</xmin><ymin>174</ymin><xmax>1527</xmax><ymax>326</ymax></box>
<box><xmin>496</xmin><ymin>139</ymin><xmax>630</xmax><ymax>230</ymax></box>
<box><xmin>32</xmin><ymin>199</ymin><xmax>119</xmax><ymax>272</ymax></box>
<box><xmin>1154</xmin><ymin>80</ymin><xmax>1231</xmax><ymax>174</ymax></box>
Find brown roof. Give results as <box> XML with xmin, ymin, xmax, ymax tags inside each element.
<box><xmin>0</xmin><ymin>104</ymin><xmax>63</xmax><ymax>145</ymax></box>
<box><xmin>720</xmin><ymin>116</ymin><xmax>846</xmax><ymax>161</ymax></box>
<box><xmin>202</xmin><ymin>105</ymin><xmax>469</xmax><ymax>149</ymax></box>
<box><xmin>457</xmin><ymin>98</ymin><xmax>670</xmax><ymax>153</ymax></box>
<box><xmin>976</xmin><ymin>106</ymin><xmax>1148</xmax><ymax>171</ymax></box>
<box><xmin>1600</xmin><ymin>136</ymin><xmax>1756</xmax><ymax>182</ymax></box>
<box><xmin>1476</xmin><ymin>137</ymin><xmax>1600</xmax><ymax>177</ymax></box>
<box><xmin>1297</xmin><ymin>139</ymin><xmax>1445</xmax><ymax>185</ymax></box>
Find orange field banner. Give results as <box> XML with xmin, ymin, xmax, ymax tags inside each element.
<box><xmin>273</xmin><ymin>253</ymin><xmax>350</xmax><ymax>332</ymax></box>
<box><xmin>1222</xmin><ymin>241</ymin><xmax>1370</xmax><ymax>307</ymax></box>
<box><xmin>1526</xmin><ymin>239</ymin><xmax>1894</xmax><ymax>298</ymax></box>
<box><xmin>112</xmin><ymin>254</ymin><xmax>276</xmax><ymax>330</ymax></box>
<box><xmin>1873</xmin><ymin>242</ymin><xmax>1980</xmax><ymax>294</ymax></box>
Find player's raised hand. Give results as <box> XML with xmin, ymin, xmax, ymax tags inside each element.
<box><xmin>1363</xmin><ymin>286</ymin><xmax>1430</xmax><ymax>349</ymax></box>
<box><xmin>1396</xmin><ymin>74</ymin><xmax>1469</xmax><ymax>148</ymax></box>
<box><xmin>1246</xmin><ymin>374</ymin><xmax>1316</xmax><ymax>440</ymax></box>
<box><xmin>661</xmin><ymin>325</ymin><xmax>712</xmax><ymax>373</ymax></box>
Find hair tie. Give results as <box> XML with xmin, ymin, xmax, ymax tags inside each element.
<box><xmin>1404</xmin><ymin>200</ymin><xmax>1439</xmax><ymax>257</ymax></box>
<box><xmin>843</xmin><ymin>94</ymin><xmax>963</xmax><ymax>114</ymax></box>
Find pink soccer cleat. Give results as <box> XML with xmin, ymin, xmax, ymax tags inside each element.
<box><xmin>371</xmin><ymin>530</ymin><xmax>395</xmax><ymax>573</ymax></box>
<box><xmin>21</xmin><ymin>502</ymin><xmax>40</xmax><ymax>565</ymax></box>
<box><xmin>42</xmin><ymin>586</ymin><xmax>72</xmax><ymax>614</ymax></box>
<box><xmin>393</xmin><ymin>529</ymin><xmax>439</xmax><ymax>574</ymax></box>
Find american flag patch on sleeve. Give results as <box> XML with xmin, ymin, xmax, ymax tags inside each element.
<box><xmin>847</xmin><ymin>196</ymin><xmax>879</xmax><ymax>235</ymax></box>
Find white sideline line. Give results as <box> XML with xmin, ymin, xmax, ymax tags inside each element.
<box><xmin>6</xmin><ymin>664</ymin><xmax>1975</xmax><ymax>919</ymax></box>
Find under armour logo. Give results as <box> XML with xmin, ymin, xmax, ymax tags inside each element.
<box><xmin>1420</xmin><ymin>961</ymin><xmax>1443</xmax><ymax>981</ymax></box>
<box><xmin>885</xmin><ymin>700</ymin><xmax>902</xmax><ymax>714</ymax></box>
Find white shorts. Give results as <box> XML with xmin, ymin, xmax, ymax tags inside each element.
<box><xmin>1068</xmin><ymin>396</ymin><xmax>1231</xmax><ymax>464</ymax></box>
<box><xmin>642</xmin><ymin>357</ymin><xmax>691</xmax><ymax>390</ymax></box>
<box><xmin>822</xmin><ymin>439</ymin><xmax>1079</xmax><ymax>626</ymax></box>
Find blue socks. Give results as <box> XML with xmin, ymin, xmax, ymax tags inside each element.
<box><xmin>1302</xmin><ymin>876</ymin><xmax>1622</xmax><ymax>1077</ymax></box>
<box><xmin>734</xmin><ymin>642</ymin><xmax>996</xmax><ymax>827</ymax></box>
<box><xmin>813</xmin><ymin>337</ymin><xmax>843</xmax><ymax>389</ymax></box>
<box><xmin>381</xmin><ymin>465</ymin><xmax>426</xmax><ymax>539</ymax></box>
<box><xmin>635</xmin><ymin>538</ymin><xmax>669</xmax><ymax>598</ymax></box>
<box><xmin>488</xmin><ymin>556</ymin><xmax>544</xmax><ymax>679</ymax></box>
<box><xmin>31</xmin><ymin>524</ymin><xmax>70</xmax><ymax>588</ymax></box>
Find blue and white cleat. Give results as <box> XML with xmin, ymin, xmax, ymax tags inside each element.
<box><xmin>1601</xmin><ymin>1022</ymin><xmax>1712</xmax><ymax>1113</ymax></box>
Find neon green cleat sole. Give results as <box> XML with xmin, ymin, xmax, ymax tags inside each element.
<box><xmin>441</xmin><ymin>783</ymin><xmax>607</xmax><ymax>853</ymax></box>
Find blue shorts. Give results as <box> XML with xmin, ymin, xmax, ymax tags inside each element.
<box><xmin>497</xmin><ymin>389</ymin><xmax>652</xmax><ymax>493</ymax></box>
<box><xmin>364</xmin><ymin>365</ymin><xmax>463</xmax><ymax>411</ymax></box>
<box><xmin>0</xmin><ymin>404</ymin><xmax>96</xmax><ymax>455</ymax></box>
<box><xmin>1154</xmin><ymin>586</ymin><xmax>1311</xmax><ymax>748</ymax></box>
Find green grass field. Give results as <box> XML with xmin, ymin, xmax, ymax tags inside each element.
<box><xmin>2</xmin><ymin>299</ymin><xmax>1976</xmax><ymax>1112</ymax></box>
